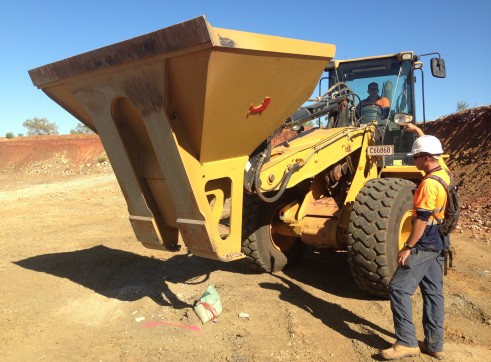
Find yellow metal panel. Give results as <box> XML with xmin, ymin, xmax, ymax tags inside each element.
<box><xmin>331</xmin><ymin>51</ymin><xmax>414</xmax><ymax>68</ymax></box>
<box><xmin>212</xmin><ymin>27</ymin><xmax>336</xmax><ymax>58</ymax></box>
<box><xmin>201</xmin><ymin>51</ymin><xmax>332</xmax><ymax>162</ymax></box>
<box><xmin>201</xmin><ymin>156</ymin><xmax>249</xmax><ymax>258</ymax></box>
<box><xmin>345</xmin><ymin>126</ymin><xmax>379</xmax><ymax>204</ymax></box>
<box><xmin>381</xmin><ymin>165</ymin><xmax>423</xmax><ymax>180</ymax></box>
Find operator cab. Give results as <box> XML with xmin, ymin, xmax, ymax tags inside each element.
<box><xmin>327</xmin><ymin>52</ymin><xmax>416</xmax><ymax>158</ymax></box>
<box><xmin>284</xmin><ymin>51</ymin><xmax>445</xmax><ymax>167</ymax></box>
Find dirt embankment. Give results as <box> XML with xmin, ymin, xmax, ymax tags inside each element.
<box><xmin>0</xmin><ymin>134</ymin><xmax>111</xmax><ymax>175</ymax></box>
<box><xmin>424</xmin><ymin>106</ymin><xmax>491</xmax><ymax>239</ymax></box>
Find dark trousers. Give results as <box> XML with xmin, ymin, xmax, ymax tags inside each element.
<box><xmin>388</xmin><ymin>249</ymin><xmax>444</xmax><ymax>352</ymax></box>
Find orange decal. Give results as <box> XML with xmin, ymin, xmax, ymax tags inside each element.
<box><xmin>248</xmin><ymin>97</ymin><xmax>271</xmax><ymax>115</ymax></box>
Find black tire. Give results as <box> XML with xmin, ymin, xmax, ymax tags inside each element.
<box><xmin>241</xmin><ymin>191</ymin><xmax>305</xmax><ymax>272</ymax></box>
<box><xmin>347</xmin><ymin>178</ymin><xmax>415</xmax><ymax>297</ymax></box>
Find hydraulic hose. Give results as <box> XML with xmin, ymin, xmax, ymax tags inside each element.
<box><xmin>252</xmin><ymin>126</ymin><xmax>360</xmax><ymax>203</ymax></box>
<box><xmin>253</xmin><ymin>152</ymin><xmax>301</xmax><ymax>203</ymax></box>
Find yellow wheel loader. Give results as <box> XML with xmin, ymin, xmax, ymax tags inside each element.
<box><xmin>29</xmin><ymin>17</ymin><xmax>446</xmax><ymax>297</ymax></box>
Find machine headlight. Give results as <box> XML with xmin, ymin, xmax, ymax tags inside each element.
<box><xmin>400</xmin><ymin>52</ymin><xmax>413</xmax><ymax>61</ymax></box>
<box><xmin>394</xmin><ymin>113</ymin><xmax>413</xmax><ymax>124</ymax></box>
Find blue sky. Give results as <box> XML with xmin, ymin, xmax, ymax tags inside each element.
<box><xmin>1</xmin><ymin>1</ymin><xmax>490</xmax><ymax>136</ymax></box>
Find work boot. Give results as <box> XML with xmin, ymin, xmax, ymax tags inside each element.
<box><xmin>380</xmin><ymin>343</ymin><xmax>420</xmax><ymax>360</ymax></box>
<box><xmin>418</xmin><ymin>341</ymin><xmax>445</xmax><ymax>360</ymax></box>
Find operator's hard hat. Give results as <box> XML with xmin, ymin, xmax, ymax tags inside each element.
<box><xmin>408</xmin><ymin>135</ymin><xmax>444</xmax><ymax>158</ymax></box>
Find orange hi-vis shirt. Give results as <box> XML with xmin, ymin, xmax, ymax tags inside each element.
<box><xmin>360</xmin><ymin>96</ymin><xmax>390</xmax><ymax>108</ymax></box>
<box><xmin>412</xmin><ymin>166</ymin><xmax>450</xmax><ymax>251</ymax></box>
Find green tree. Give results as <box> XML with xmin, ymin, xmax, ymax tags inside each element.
<box><xmin>456</xmin><ymin>100</ymin><xmax>469</xmax><ymax>112</ymax></box>
<box><xmin>5</xmin><ymin>132</ymin><xmax>14</xmax><ymax>139</ymax></box>
<box><xmin>22</xmin><ymin>117</ymin><xmax>59</xmax><ymax>135</ymax></box>
<box><xmin>70</xmin><ymin>122</ymin><xmax>93</xmax><ymax>134</ymax></box>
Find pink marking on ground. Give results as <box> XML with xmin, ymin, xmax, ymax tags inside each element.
<box><xmin>143</xmin><ymin>321</ymin><xmax>201</xmax><ymax>331</ymax></box>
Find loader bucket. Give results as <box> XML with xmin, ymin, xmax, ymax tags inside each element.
<box><xmin>29</xmin><ymin>16</ymin><xmax>335</xmax><ymax>261</ymax></box>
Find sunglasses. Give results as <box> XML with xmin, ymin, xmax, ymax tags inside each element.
<box><xmin>368</xmin><ymin>88</ymin><xmax>378</xmax><ymax>91</ymax></box>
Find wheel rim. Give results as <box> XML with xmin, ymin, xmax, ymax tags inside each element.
<box><xmin>398</xmin><ymin>210</ymin><xmax>413</xmax><ymax>250</ymax></box>
<box><xmin>270</xmin><ymin>230</ymin><xmax>297</xmax><ymax>252</ymax></box>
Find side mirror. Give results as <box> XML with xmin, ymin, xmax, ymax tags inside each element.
<box><xmin>431</xmin><ymin>58</ymin><xmax>446</xmax><ymax>78</ymax></box>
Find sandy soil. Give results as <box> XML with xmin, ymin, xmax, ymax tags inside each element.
<box><xmin>0</xmin><ymin>107</ymin><xmax>490</xmax><ymax>361</ymax></box>
<box><xmin>0</xmin><ymin>173</ymin><xmax>490</xmax><ymax>361</ymax></box>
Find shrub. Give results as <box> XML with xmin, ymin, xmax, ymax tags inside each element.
<box><xmin>456</xmin><ymin>100</ymin><xmax>469</xmax><ymax>112</ymax></box>
<box><xmin>23</xmin><ymin>117</ymin><xmax>59</xmax><ymax>135</ymax></box>
<box><xmin>70</xmin><ymin>123</ymin><xmax>93</xmax><ymax>134</ymax></box>
<box><xmin>5</xmin><ymin>132</ymin><xmax>14</xmax><ymax>139</ymax></box>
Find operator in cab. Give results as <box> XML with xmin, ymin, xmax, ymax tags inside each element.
<box><xmin>358</xmin><ymin>82</ymin><xmax>390</xmax><ymax>108</ymax></box>
<box><xmin>356</xmin><ymin>82</ymin><xmax>390</xmax><ymax>119</ymax></box>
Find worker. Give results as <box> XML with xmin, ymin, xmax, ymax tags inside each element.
<box><xmin>356</xmin><ymin>82</ymin><xmax>390</xmax><ymax>113</ymax></box>
<box><xmin>380</xmin><ymin>125</ymin><xmax>448</xmax><ymax>361</ymax></box>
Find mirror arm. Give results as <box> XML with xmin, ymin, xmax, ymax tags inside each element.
<box><xmin>419</xmin><ymin>52</ymin><xmax>441</xmax><ymax>59</ymax></box>
<box><xmin>416</xmin><ymin>68</ymin><xmax>427</xmax><ymax>129</ymax></box>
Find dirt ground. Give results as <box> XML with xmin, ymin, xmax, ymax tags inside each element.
<box><xmin>0</xmin><ymin>107</ymin><xmax>490</xmax><ymax>361</ymax></box>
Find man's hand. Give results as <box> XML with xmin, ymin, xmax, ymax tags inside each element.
<box><xmin>397</xmin><ymin>247</ymin><xmax>411</xmax><ymax>267</ymax></box>
<box><xmin>399</xmin><ymin>219</ymin><xmax>426</xmax><ymax>267</ymax></box>
<box><xmin>401</xmin><ymin>123</ymin><xmax>424</xmax><ymax>137</ymax></box>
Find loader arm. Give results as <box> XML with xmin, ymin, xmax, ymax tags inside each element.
<box><xmin>258</xmin><ymin>125</ymin><xmax>379</xmax><ymax>202</ymax></box>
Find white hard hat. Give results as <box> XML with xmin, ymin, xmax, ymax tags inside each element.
<box><xmin>408</xmin><ymin>135</ymin><xmax>444</xmax><ymax>157</ymax></box>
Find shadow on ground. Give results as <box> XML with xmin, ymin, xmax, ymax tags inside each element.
<box><xmin>260</xmin><ymin>248</ymin><xmax>395</xmax><ymax>350</ymax></box>
<box><xmin>14</xmin><ymin>245</ymin><xmax>245</xmax><ymax>307</ymax></box>
<box><xmin>284</xmin><ymin>247</ymin><xmax>384</xmax><ymax>301</ymax></box>
<box><xmin>15</xmin><ymin>244</ymin><xmax>393</xmax><ymax>350</ymax></box>
<box><xmin>14</xmin><ymin>245</ymin><xmax>371</xmax><ymax>305</ymax></box>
